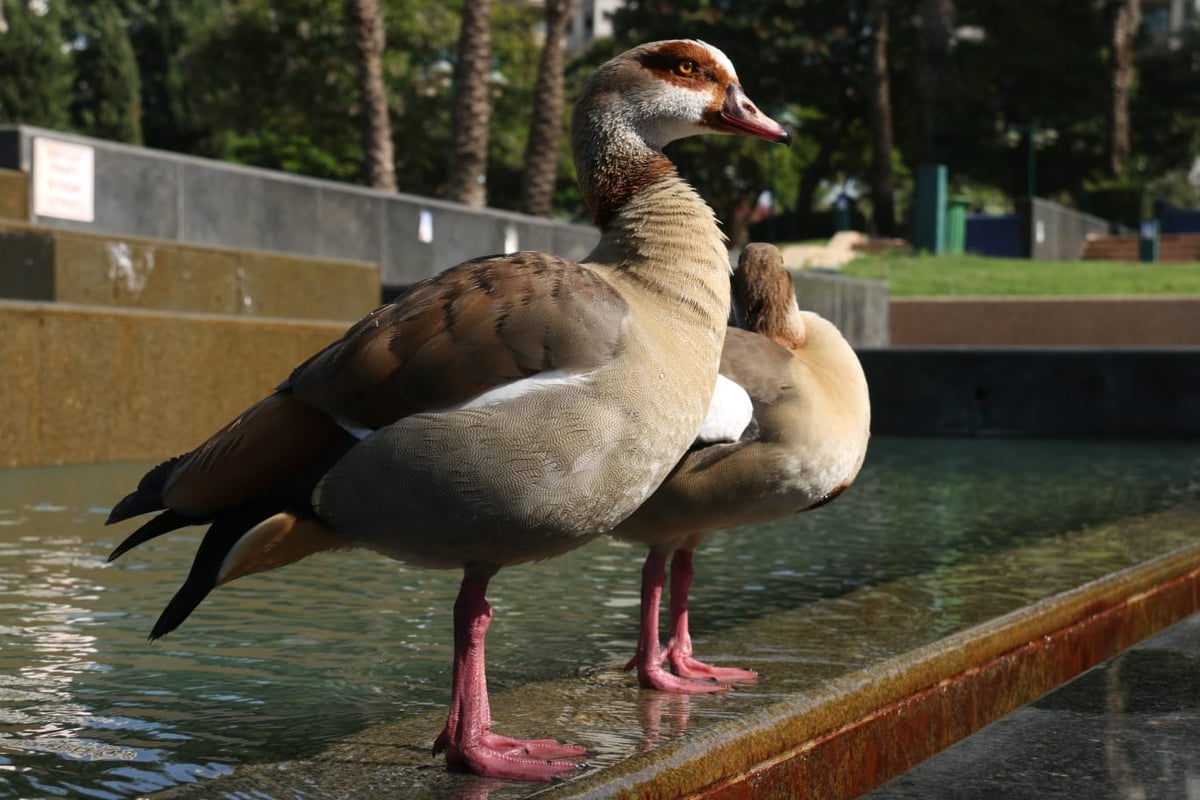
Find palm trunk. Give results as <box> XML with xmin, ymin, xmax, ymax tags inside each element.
<box><xmin>445</xmin><ymin>0</ymin><xmax>492</xmax><ymax>207</ymax></box>
<box><xmin>347</xmin><ymin>0</ymin><xmax>396</xmax><ymax>191</ymax></box>
<box><xmin>867</xmin><ymin>0</ymin><xmax>896</xmax><ymax>237</ymax></box>
<box><xmin>1109</xmin><ymin>0</ymin><xmax>1141</xmax><ymax>177</ymax></box>
<box><xmin>519</xmin><ymin>0</ymin><xmax>574</xmax><ymax>216</ymax></box>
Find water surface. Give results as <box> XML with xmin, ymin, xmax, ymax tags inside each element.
<box><xmin>1</xmin><ymin>438</ymin><xmax>1198</xmax><ymax>798</ymax></box>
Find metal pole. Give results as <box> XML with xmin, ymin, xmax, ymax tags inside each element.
<box><xmin>1027</xmin><ymin>126</ymin><xmax>1036</xmax><ymax>200</ymax></box>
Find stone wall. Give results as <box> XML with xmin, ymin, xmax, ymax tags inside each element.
<box><xmin>0</xmin><ymin>126</ymin><xmax>599</xmax><ymax>292</ymax></box>
<box><xmin>1018</xmin><ymin>198</ymin><xmax>1114</xmax><ymax>260</ymax></box>
<box><xmin>790</xmin><ymin>269</ymin><xmax>890</xmax><ymax>348</ymax></box>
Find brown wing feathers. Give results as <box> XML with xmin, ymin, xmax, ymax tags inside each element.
<box><xmin>284</xmin><ymin>253</ymin><xmax>627</xmax><ymax>426</ymax></box>
<box><xmin>107</xmin><ymin>251</ymin><xmax>629</xmax><ymax>637</ymax></box>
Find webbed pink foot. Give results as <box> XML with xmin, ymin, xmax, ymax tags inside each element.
<box><xmin>665</xmin><ymin>649</ymin><xmax>758</xmax><ymax>684</ymax></box>
<box><xmin>435</xmin><ymin>729</ymin><xmax>587</xmax><ymax>781</ymax></box>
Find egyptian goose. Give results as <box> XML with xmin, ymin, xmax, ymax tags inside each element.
<box><xmin>611</xmin><ymin>243</ymin><xmax>870</xmax><ymax>694</ymax></box>
<box><xmin>105</xmin><ymin>41</ymin><xmax>789</xmax><ymax>780</ymax></box>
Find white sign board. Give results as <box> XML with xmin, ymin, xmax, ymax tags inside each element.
<box><xmin>32</xmin><ymin>138</ymin><xmax>95</xmax><ymax>222</ymax></box>
<box><xmin>418</xmin><ymin>209</ymin><xmax>434</xmax><ymax>243</ymax></box>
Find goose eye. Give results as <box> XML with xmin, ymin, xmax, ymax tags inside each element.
<box><xmin>675</xmin><ymin>60</ymin><xmax>697</xmax><ymax>76</ymax></box>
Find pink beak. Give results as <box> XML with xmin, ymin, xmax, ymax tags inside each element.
<box><xmin>719</xmin><ymin>84</ymin><xmax>791</xmax><ymax>145</ymax></box>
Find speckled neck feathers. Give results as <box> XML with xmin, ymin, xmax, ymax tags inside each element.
<box><xmin>571</xmin><ymin>56</ymin><xmax>731</xmax><ymax>326</ymax></box>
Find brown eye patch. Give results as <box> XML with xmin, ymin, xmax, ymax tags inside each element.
<box><xmin>635</xmin><ymin>40</ymin><xmax>731</xmax><ymax>86</ymax></box>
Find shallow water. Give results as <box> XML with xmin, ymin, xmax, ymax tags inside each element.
<box><xmin>1</xmin><ymin>438</ymin><xmax>1198</xmax><ymax>799</ymax></box>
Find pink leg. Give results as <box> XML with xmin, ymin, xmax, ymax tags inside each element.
<box><xmin>625</xmin><ymin>550</ymin><xmax>726</xmax><ymax>694</ymax></box>
<box><xmin>663</xmin><ymin>549</ymin><xmax>757</xmax><ymax>684</ymax></box>
<box><xmin>432</xmin><ymin>568</ymin><xmax>587</xmax><ymax>780</ymax></box>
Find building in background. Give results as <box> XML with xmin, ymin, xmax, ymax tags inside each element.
<box><xmin>1143</xmin><ymin>0</ymin><xmax>1200</xmax><ymax>49</ymax></box>
<box><xmin>565</xmin><ymin>0</ymin><xmax>620</xmax><ymax>52</ymax></box>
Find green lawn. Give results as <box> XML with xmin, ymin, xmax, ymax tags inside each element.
<box><xmin>836</xmin><ymin>252</ymin><xmax>1200</xmax><ymax>297</ymax></box>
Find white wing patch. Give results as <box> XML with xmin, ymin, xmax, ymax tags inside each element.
<box><xmin>334</xmin><ymin>371</ymin><xmax>594</xmax><ymax>438</ymax></box>
<box><xmin>337</xmin><ymin>418</ymin><xmax>375</xmax><ymax>440</ymax></box>
<box><xmin>696</xmin><ymin>374</ymin><xmax>753</xmax><ymax>444</ymax></box>
<box><xmin>456</xmin><ymin>370</ymin><xmax>594</xmax><ymax>410</ymax></box>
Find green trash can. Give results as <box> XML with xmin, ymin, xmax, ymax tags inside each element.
<box><xmin>946</xmin><ymin>195</ymin><xmax>969</xmax><ymax>255</ymax></box>
<box><xmin>1139</xmin><ymin>220</ymin><xmax>1159</xmax><ymax>263</ymax></box>
<box><xmin>834</xmin><ymin>193</ymin><xmax>852</xmax><ymax>232</ymax></box>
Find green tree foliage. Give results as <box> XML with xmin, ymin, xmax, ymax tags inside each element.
<box><xmin>176</xmin><ymin>0</ymin><xmax>541</xmax><ymax>205</ymax></box>
<box><xmin>5</xmin><ymin>0</ymin><xmax>1191</xmax><ymax>222</ymax></box>
<box><xmin>1133</xmin><ymin>27</ymin><xmax>1200</xmax><ymax>191</ymax></box>
<box><xmin>0</xmin><ymin>0</ymin><xmax>74</xmax><ymax>129</ymax></box>
<box><xmin>940</xmin><ymin>0</ymin><xmax>1110</xmax><ymax>201</ymax></box>
<box><xmin>182</xmin><ymin>0</ymin><xmax>363</xmax><ymax>181</ymax></box>
<box><xmin>611</xmin><ymin>0</ymin><xmax>1198</xmax><ymax>234</ymax></box>
<box><xmin>71</xmin><ymin>0</ymin><xmax>143</xmax><ymax>144</ymax></box>
<box><xmin>127</xmin><ymin>0</ymin><xmax>221</xmax><ymax>153</ymax></box>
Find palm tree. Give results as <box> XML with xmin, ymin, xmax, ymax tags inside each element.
<box><xmin>347</xmin><ymin>0</ymin><xmax>396</xmax><ymax>191</ymax></box>
<box><xmin>866</xmin><ymin>0</ymin><xmax>896</xmax><ymax>236</ymax></box>
<box><xmin>519</xmin><ymin>0</ymin><xmax>575</xmax><ymax>216</ymax></box>
<box><xmin>444</xmin><ymin>0</ymin><xmax>492</xmax><ymax>206</ymax></box>
<box><xmin>1109</xmin><ymin>0</ymin><xmax>1141</xmax><ymax>176</ymax></box>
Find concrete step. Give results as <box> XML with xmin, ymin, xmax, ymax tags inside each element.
<box><xmin>7</xmin><ymin>303</ymin><xmax>1197</xmax><ymax>468</ymax></box>
<box><xmin>0</xmin><ymin>168</ymin><xmax>25</xmax><ymax>221</ymax></box>
<box><xmin>0</xmin><ymin>300</ymin><xmax>346</xmax><ymax>467</ymax></box>
<box><xmin>0</xmin><ymin>219</ymin><xmax>380</xmax><ymax>320</ymax></box>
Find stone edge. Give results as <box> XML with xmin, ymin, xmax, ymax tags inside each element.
<box><xmin>531</xmin><ymin>541</ymin><xmax>1200</xmax><ymax>800</ymax></box>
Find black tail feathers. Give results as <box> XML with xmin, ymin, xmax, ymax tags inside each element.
<box><xmin>108</xmin><ymin>510</ymin><xmax>198</xmax><ymax>563</ymax></box>
<box><xmin>147</xmin><ymin>504</ymin><xmax>282</xmax><ymax>640</ymax></box>
<box><xmin>107</xmin><ymin>453</ymin><xmax>189</xmax><ymax>525</ymax></box>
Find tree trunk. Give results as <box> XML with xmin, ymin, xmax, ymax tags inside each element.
<box><xmin>866</xmin><ymin>0</ymin><xmax>896</xmax><ymax>237</ymax></box>
<box><xmin>519</xmin><ymin>0</ymin><xmax>574</xmax><ymax>216</ymax></box>
<box><xmin>915</xmin><ymin>0</ymin><xmax>953</xmax><ymax>166</ymax></box>
<box><xmin>1109</xmin><ymin>0</ymin><xmax>1140</xmax><ymax>177</ymax></box>
<box><xmin>347</xmin><ymin>0</ymin><xmax>396</xmax><ymax>191</ymax></box>
<box><xmin>444</xmin><ymin>0</ymin><xmax>492</xmax><ymax>206</ymax></box>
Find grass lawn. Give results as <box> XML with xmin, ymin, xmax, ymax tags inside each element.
<box><xmin>835</xmin><ymin>252</ymin><xmax>1200</xmax><ymax>297</ymax></box>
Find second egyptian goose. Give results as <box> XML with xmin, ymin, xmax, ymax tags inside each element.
<box><xmin>105</xmin><ymin>41</ymin><xmax>789</xmax><ymax>780</ymax></box>
<box><xmin>611</xmin><ymin>243</ymin><xmax>871</xmax><ymax>693</ymax></box>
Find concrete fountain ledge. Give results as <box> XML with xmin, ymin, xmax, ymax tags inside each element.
<box><xmin>535</xmin><ymin>531</ymin><xmax>1200</xmax><ymax>800</ymax></box>
<box><xmin>154</xmin><ymin>502</ymin><xmax>1200</xmax><ymax>800</ymax></box>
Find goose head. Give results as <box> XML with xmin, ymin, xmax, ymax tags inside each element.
<box><xmin>573</xmin><ymin>40</ymin><xmax>790</xmax><ymax>225</ymax></box>
<box><xmin>733</xmin><ymin>243</ymin><xmax>807</xmax><ymax>350</ymax></box>
<box><xmin>575</xmin><ymin>39</ymin><xmax>791</xmax><ymax>151</ymax></box>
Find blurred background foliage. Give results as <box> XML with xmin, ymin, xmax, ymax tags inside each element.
<box><xmin>0</xmin><ymin>0</ymin><xmax>1196</xmax><ymax>235</ymax></box>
